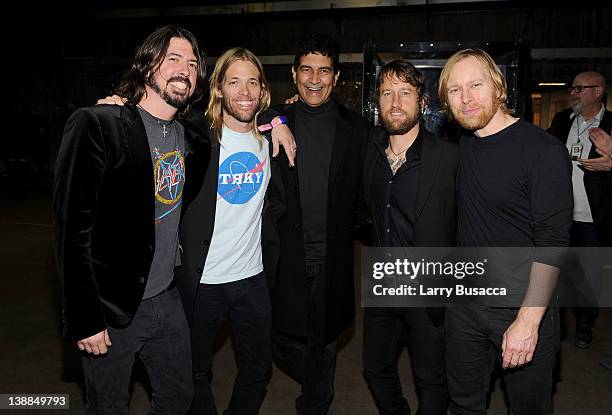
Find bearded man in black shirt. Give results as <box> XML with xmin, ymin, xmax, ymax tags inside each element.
<box><xmin>438</xmin><ymin>49</ymin><xmax>573</xmax><ymax>415</ymax></box>
<box><xmin>361</xmin><ymin>59</ymin><xmax>459</xmax><ymax>415</ymax></box>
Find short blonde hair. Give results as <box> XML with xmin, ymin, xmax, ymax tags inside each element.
<box><xmin>438</xmin><ymin>49</ymin><xmax>511</xmax><ymax>115</ymax></box>
<box><xmin>206</xmin><ymin>47</ymin><xmax>271</xmax><ymax>143</ymax></box>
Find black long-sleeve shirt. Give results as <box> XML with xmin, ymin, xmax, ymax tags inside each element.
<box><xmin>457</xmin><ymin>119</ymin><xmax>573</xmax><ymax>276</ymax></box>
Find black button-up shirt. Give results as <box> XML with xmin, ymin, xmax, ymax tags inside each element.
<box><xmin>370</xmin><ymin>130</ymin><xmax>423</xmax><ymax>247</ymax></box>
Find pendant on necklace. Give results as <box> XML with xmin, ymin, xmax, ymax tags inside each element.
<box><xmin>161</xmin><ymin>124</ymin><xmax>168</xmax><ymax>138</ymax></box>
<box><xmin>388</xmin><ymin>153</ymin><xmax>404</xmax><ymax>175</ymax></box>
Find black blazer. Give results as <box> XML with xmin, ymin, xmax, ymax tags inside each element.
<box><xmin>53</xmin><ymin>104</ymin><xmax>210</xmax><ymax>342</ymax></box>
<box><xmin>263</xmin><ymin>102</ymin><xmax>371</xmax><ymax>343</ymax></box>
<box><xmin>363</xmin><ymin>126</ymin><xmax>458</xmax><ymax>246</ymax></box>
<box><xmin>548</xmin><ymin>108</ymin><xmax>612</xmax><ymax>244</ymax></box>
<box><xmin>363</xmin><ymin>126</ymin><xmax>459</xmax><ymax>325</ymax></box>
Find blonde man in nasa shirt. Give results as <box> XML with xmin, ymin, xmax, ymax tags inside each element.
<box><xmin>177</xmin><ymin>47</ymin><xmax>274</xmax><ymax>415</ymax></box>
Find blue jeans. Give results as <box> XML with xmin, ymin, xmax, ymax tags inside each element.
<box><xmin>191</xmin><ymin>272</ymin><xmax>272</xmax><ymax>415</ymax></box>
<box><xmin>81</xmin><ymin>284</ymin><xmax>193</xmax><ymax>415</ymax></box>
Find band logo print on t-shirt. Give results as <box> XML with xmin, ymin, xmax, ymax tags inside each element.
<box><xmin>153</xmin><ymin>146</ymin><xmax>185</xmax><ymax>222</ymax></box>
<box><xmin>217</xmin><ymin>151</ymin><xmax>267</xmax><ymax>204</ymax></box>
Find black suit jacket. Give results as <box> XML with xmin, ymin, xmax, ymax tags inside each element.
<box><xmin>53</xmin><ymin>104</ymin><xmax>210</xmax><ymax>342</ymax></box>
<box><xmin>174</xmin><ymin>124</ymin><xmax>219</xmax><ymax>323</ymax></box>
<box><xmin>363</xmin><ymin>126</ymin><xmax>459</xmax><ymax>325</ymax></box>
<box><xmin>263</xmin><ymin>101</ymin><xmax>371</xmax><ymax>343</ymax></box>
<box><xmin>548</xmin><ymin>108</ymin><xmax>612</xmax><ymax>244</ymax></box>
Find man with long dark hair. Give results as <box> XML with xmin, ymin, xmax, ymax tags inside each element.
<box><xmin>54</xmin><ymin>24</ymin><xmax>208</xmax><ymax>414</ymax></box>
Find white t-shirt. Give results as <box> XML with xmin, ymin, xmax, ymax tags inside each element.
<box><xmin>201</xmin><ymin>126</ymin><xmax>270</xmax><ymax>284</ymax></box>
<box><xmin>566</xmin><ymin>105</ymin><xmax>604</xmax><ymax>223</ymax></box>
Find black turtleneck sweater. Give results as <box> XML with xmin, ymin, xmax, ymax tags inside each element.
<box><xmin>295</xmin><ymin>99</ymin><xmax>338</xmax><ymax>265</ymax></box>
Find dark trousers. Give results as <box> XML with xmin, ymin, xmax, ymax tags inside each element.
<box><xmin>191</xmin><ymin>272</ymin><xmax>272</xmax><ymax>415</ymax></box>
<box><xmin>82</xmin><ymin>285</ymin><xmax>193</xmax><ymax>415</ymax></box>
<box><xmin>446</xmin><ymin>305</ymin><xmax>559</xmax><ymax>415</ymax></box>
<box><xmin>272</xmin><ymin>263</ymin><xmax>337</xmax><ymax>415</ymax></box>
<box><xmin>363</xmin><ymin>307</ymin><xmax>447</xmax><ymax>415</ymax></box>
<box><xmin>570</xmin><ymin>221</ymin><xmax>600</xmax><ymax>330</ymax></box>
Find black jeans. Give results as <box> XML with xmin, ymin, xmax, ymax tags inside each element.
<box><xmin>191</xmin><ymin>272</ymin><xmax>272</xmax><ymax>415</ymax></box>
<box><xmin>569</xmin><ymin>221</ymin><xmax>600</xmax><ymax>331</ymax></box>
<box><xmin>363</xmin><ymin>307</ymin><xmax>447</xmax><ymax>415</ymax></box>
<box><xmin>272</xmin><ymin>263</ymin><xmax>337</xmax><ymax>415</ymax></box>
<box><xmin>81</xmin><ymin>285</ymin><xmax>193</xmax><ymax>415</ymax></box>
<box><xmin>446</xmin><ymin>304</ymin><xmax>559</xmax><ymax>415</ymax></box>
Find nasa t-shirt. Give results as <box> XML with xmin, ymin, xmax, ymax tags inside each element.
<box><xmin>201</xmin><ymin>126</ymin><xmax>270</xmax><ymax>284</ymax></box>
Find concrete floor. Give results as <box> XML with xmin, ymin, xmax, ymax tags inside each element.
<box><xmin>1</xmin><ymin>184</ymin><xmax>611</xmax><ymax>414</ymax></box>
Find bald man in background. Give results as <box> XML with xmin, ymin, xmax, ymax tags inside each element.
<box><xmin>548</xmin><ymin>71</ymin><xmax>612</xmax><ymax>348</ymax></box>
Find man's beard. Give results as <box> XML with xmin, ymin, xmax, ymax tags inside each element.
<box><xmin>222</xmin><ymin>95</ymin><xmax>259</xmax><ymax>123</ymax></box>
<box><xmin>380</xmin><ymin>106</ymin><xmax>420</xmax><ymax>135</ymax></box>
<box><xmin>571</xmin><ymin>98</ymin><xmax>582</xmax><ymax>116</ymax></box>
<box><xmin>148</xmin><ymin>76</ymin><xmax>192</xmax><ymax>109</ymax></box>
<box><xmin>451</xmin><ymin>100</ymin><xmax>498</xmax><ymax>131</ymax></box>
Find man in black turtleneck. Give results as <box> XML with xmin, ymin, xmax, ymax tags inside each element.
<box><xmin>295</xmin><ymin>96</ymin><xmax>337</xmax><ymax>264</ymax></box>
<box><xmin>263</xmin><ymin>34</ymin><xmax>371</xmax><ymax>414</ymax></box>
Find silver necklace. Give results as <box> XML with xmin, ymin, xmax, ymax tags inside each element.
<box><xmin>137</xmin><ymin>104</ymin><xmax>173</xmax><ymax>138</ymax></box>
<box><xmin>388</xmin><ymin>143</ymin><xmax>411</xmax><ymax>157</ymax></box>
<box><xmin>387</xmin><ymin>144</ymin><xmax>410</xmax><ymax>175</ymax></box>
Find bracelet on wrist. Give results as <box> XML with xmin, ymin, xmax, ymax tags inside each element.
<box><xmin>258</xmin><ymin>115</ymin><xmax>288</xmax><ymax>132</ymax></box>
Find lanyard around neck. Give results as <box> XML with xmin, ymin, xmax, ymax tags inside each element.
<box><xmin>575</xmin><ymin>115</ymin><xmax>599</xmax><ymax>143</ymax></box>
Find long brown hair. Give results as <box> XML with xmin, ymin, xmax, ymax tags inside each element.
<box><xmin>206</xmin><ymin>47</ymin><xmax>271</xmax><ymax>144</ymax></box>
<box><xmin>113</xmin><ymin>24</ymin><xmax>207</xmax><ymax>119</ymax></box>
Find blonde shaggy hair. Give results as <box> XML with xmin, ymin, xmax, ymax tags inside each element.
<box><xmin>438</xmin><ymin>48</ymin><xmax>511</xmax><ymax>116</ymax></box>
<box><xmin>206</xmin><ymin>47</ymin><xmax>271</xmax><ymax>144</ymax></box>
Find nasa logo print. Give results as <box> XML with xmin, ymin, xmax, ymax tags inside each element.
<box><xmin>217</xmin><ymin>151</ymin><xmax>267</xmax><ymax>204</ymax></box>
